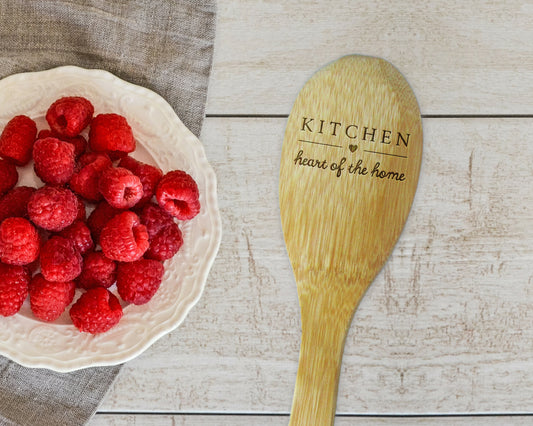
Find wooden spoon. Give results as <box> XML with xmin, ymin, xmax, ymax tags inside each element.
<box><xmin>279</xmin><ymin>55</ymin><xmax>423</xmax><ymax>425</ymax></box>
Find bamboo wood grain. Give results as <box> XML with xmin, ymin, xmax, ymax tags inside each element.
<box><xmin>279</xmin><ymin>55</ymin><xmax>423</xmax><ymax>425</ymax></box>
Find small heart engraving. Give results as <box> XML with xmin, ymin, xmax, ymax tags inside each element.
<box><xmin>349</xmin><ymin>144</ymin><xmax>358</xmax><ymax>152</ymax></box>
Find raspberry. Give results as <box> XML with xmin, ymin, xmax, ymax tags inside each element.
<box><xmin>77</xmin><ymin>251</ymin><xmax>116</xmax><ymax>290</ymax></box>
<box><xmin>100</xmin><ymin>211</ymin><xmax>149</xmax><ymax>262</ymax></box>
<box><xmin>98</xmin><ymin>167</ymin><xmax>143</xmax><ymax>209</ymax></box>
<box><xmin>58</xmin><ymin>220</ymin><xmax>94</xmax><ymax>255</ymax></box>
<box><xmin>37</xmin><ymin>129</ymin><xmax>53</xmax><ymax>139</ymax></box>
<box><xmin>78</xmin><ymin>151</ymin><xmax>108</xmax><ymax>169</ymax></box>
<box><xmin>28</xmin><ymin>186</ymin><xmax>78</xmax><ymax>231</ymax></box>
<box><xmin>69</xmin><ymin>152</ymin><xmax>112</xmax><ymax>202</ymax></box>
<box><xmin>0</xmin><ymin>115</ymin><xmax>37</xmax><ymax>165</ymax></box>
<box><xmin>38</xmin><ymin>129</ymin><xmax>87</xmax><ymax>158</ymax></box>
<box><xmin>33</xmin><ymin>137</ymin><xmax>76</xmax><ymax>185</ymax></box>
<box><xmin>116</xmin><ymin>259</ymin><xmax>164</xmax><ymax>305</ymax></box>
<box><xmin>45</xmin><ymin>96</ymin><xmax>94</xmax><ymax>137</ymax></box>
<box><xmin>119</xmin><ymin>156</ymin><xmax>163</xmax><ymax>206</ymax></box>
<box><xmin>139</xmin><ymin>203</ymin><xmax>183</xmax><ymax>261</ymax></box>
<box><xmin>0</xmin><ymin>263</ymin><xmax>30</xmax><ymax>316</ymax></box>
<box><xmin>0</xmin><ymin>158</ymin><xmax>18</xmax><ymax>197</ymax></box>
<box><xmin>86</xmin><ymin>201</ymin><xmax>122</xmax><ymax>244</ymax></box>
<box><xmin>89</xmin><ymin>113</ymin><xmax>135</xmax><ymax>156</ymax></box>
<box><xmin>29</xmin><ymin>274</ymin><xmax>75</xmax><ymax>322</ymax></box>
<box><xmin>145</xmin><ymin>223</ymin><xmax>183</xmax><ymax>261</ymax></box>
<box><xmin>40</xmin><ymin>236</ymin><xmax>82</xmax><ymax>282</ymax></box>
<box><xmin>0</xmin><ymin>186</ymin><xmax>36</xmax><ymax>222</ymax></box>
<box><xmin>0</xmin><ymin>217</ymin><xmax>40</xmax><ymax>265</ymax></box>
<box><xmin>139</xmin><ymin>202</ymin><xmax>174</xmax><ymax>239</ymax></box>
<box><xmin>69</xmin><ymin>287</ymin><xmax>123</xmax><ymax>334</ymax></box>
<box><xmin>75</xmin><ymin>196</ymin><xmax>86</xmax><ymax>221</ymax></box>
<box><xmin>64</xmin><ymin>135</ymin><xmax>87</xmax><ymax>158</ymax></box>
<box><xmin>156</xmin><ymin>170</ymin><xmax>200</xmax><ymax>220</ymax></box>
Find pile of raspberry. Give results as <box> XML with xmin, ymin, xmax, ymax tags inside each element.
<box><xmin>0</xmin><ymin>96</ymin><xmax>200</xmax><ymax>334</ymax></box>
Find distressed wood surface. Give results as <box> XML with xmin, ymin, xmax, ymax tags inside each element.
<box><xmin>207</xmin><ymin>0</ymin><xmax>533</xmax><ymax>116</ymax></box>
<box><xmin>92</xmin><ymin>1</ymin><xmax>533</xmax><ymax>423</ymax></box>
<box><xmin>91</xmin><ymin>414</ymin><xmax>533</xmax><ymax>425</ymax></box>
<box><xmin>94</xmin><ymin>116</ymin><xmax>533</xmax><ymax>419</ymax></box>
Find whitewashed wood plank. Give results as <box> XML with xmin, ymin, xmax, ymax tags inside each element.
<box><xmin>100</xmin><ymin>117</ymin><xmax>533</xmax><ymax>415</ymax></box>
<box><xmin>208</xmin><ymin>0</ymin><xmax>533</xmax><ymax>115</ymax></box>
<box><xmin>90</xmin><ymin>414</ymin><xmax>286</xmax><ymax>425</ymax></box>
<box><xmin>90</xmin><ymin>414</ymin><xmax>533</xmax><ymax>425</ymax></box>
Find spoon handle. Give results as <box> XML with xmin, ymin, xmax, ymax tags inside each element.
<box><xmin>289</xmin><ymin>282</ymin><xmax>355</xmax><ymax>426</ymax></box>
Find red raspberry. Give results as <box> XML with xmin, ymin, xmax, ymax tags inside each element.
<box><xmin>29</xmin><ymin>274</ymin><xmax>75</xmax><ymax>322</ymax></box>
<box><xmin>86</xmin><ymin>201</ymin><xmax>122</xmax><ymax>244</ymax></box>
<box><xmin>0</xmin><ymin>186</ymin><xmax>36</xmax><ymax>222</ymax></box>
<box><xmin>0</xmin><ymin>263</ymin><xmax>30</xmax><ymax>316</ymax></box>
<box><xmin>100</xmin><ymin>211</ymin><xmax>149</xmax><ymax>262</ymax></box>
<box><xmin>0</xmin><ymin>159</ymin><xmax>18</xmax><ymax>197</ymax></box>
<box><xmin>77</xmin><ymin>251</ymin><xmax>116</xmax><ymax>290</ymax></box>
<box><xmin>0</xmin><ymin>115</ymin><xmax>37</xmax><ymax>165</ymax></box>
<box><xmin>0</xmin><ymin>217</ymin><xmax>40</xmax><ymax>265</ymax></box>
<box><xmin>63</xmin><ymin>134</ymin><xmax>87</xmax><ymax>158</ymax></box>
<box><xmin>38</xmin><ymin>129</ymin><xmax>87</xmax><ymax>158</ymax></box>
<box><xmin>40</xmin><ymin>236</ymin><xmax>82</xmax><ymax>282</ymax></box>
<box><xmin>139</xmin><ymin>202</ymin><xmax>174</xmax><ymax>239</ymax></box>
<box><xmin>146</xmin><ymin>223</ymin><xmax>183</xmax><ymax>261</ymax></box>
<box><xmin>78</xmin><ymin>151</ymin><xmax>108</xmax><ymax>169</ymax></box>
<box><xmin>0</xmin><ymin>162</ymin><xmax>19</xmax><ymax>201</ymax></box>
<box><xmin>119</xmin><ymin>156</ymin><xmax>163</xmax><ymax>206</ymax></box>
<box><xmin>37</xmin><ymin>129</ymin><xmax>53</xmax><ymax>139</ymax></box>
<box><xmin>69</xmin><ymin>287</ymin><xmax>123</xmax><ymax>334</ymax></box>
<box><xmin>28</xmin><ymin>186</ymin><xmax>78</xmax><ymax>231</ymax></box>
<box><xmin>58</xmin><ymin>220</ymin><xmax>94</xmax><ymax>255</ymax></box>
<box><xmin>75</xmin><ymin>196</ymin><xmax>86</xmax><ymax>221</ymax></box>
<box><xmin>33</xmin><ymin>137</ymin><xmax>76</xmax><ymax>185</ymax></box>
<box><xmin>69</xmin><ymin>152</ymin><xmax>112</xmax><ymax>202</ymax></box>
<box><xmin>98</xmin><ymin>167</ymin><xmax>143</xmax><ymax>209</ymax></box>
<box><xmin>116</xmin><ymin>259</ymin><xmax>164</xmax><ymax>305</ymax></box>
<box><xmin>139</xmin><ymin>203</ymin><xmax>183</xmax><ymax>261</ymax></box>
<box><xmin>156</xmin><ymin>170</ymin><xmax>200</xmax><ymax>220</ymax></box>
<box><xmin>46</xmin><ymin>96</ymin><xmax>94</xmax><ymax>137</ymax></box>
<box><xmin>89</xmin><ymin>113</ymin><xmax>135</xmax><ymax>156</ymax></box>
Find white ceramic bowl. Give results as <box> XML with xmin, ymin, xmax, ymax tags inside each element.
<box><xmin>0</xmin><ymin>66</ymin><xmax>221</xmax><ymax>372</ymax></box>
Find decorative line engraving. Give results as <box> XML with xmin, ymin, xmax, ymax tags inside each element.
<box><xmin>298</xmin><ymin>139</ymin><xmax>342</xmax><ymax>148</ymax></box>
<box><xmin>364</xmin><ymin>150</ymin><xmax>408</xmax><ymax>159</ymax></box>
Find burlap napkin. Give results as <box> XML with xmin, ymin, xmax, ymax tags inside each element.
<box><xmin>0</xmin><ymin>1</ymin><xmax>216</xmax><ymax>425</ymax></box>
